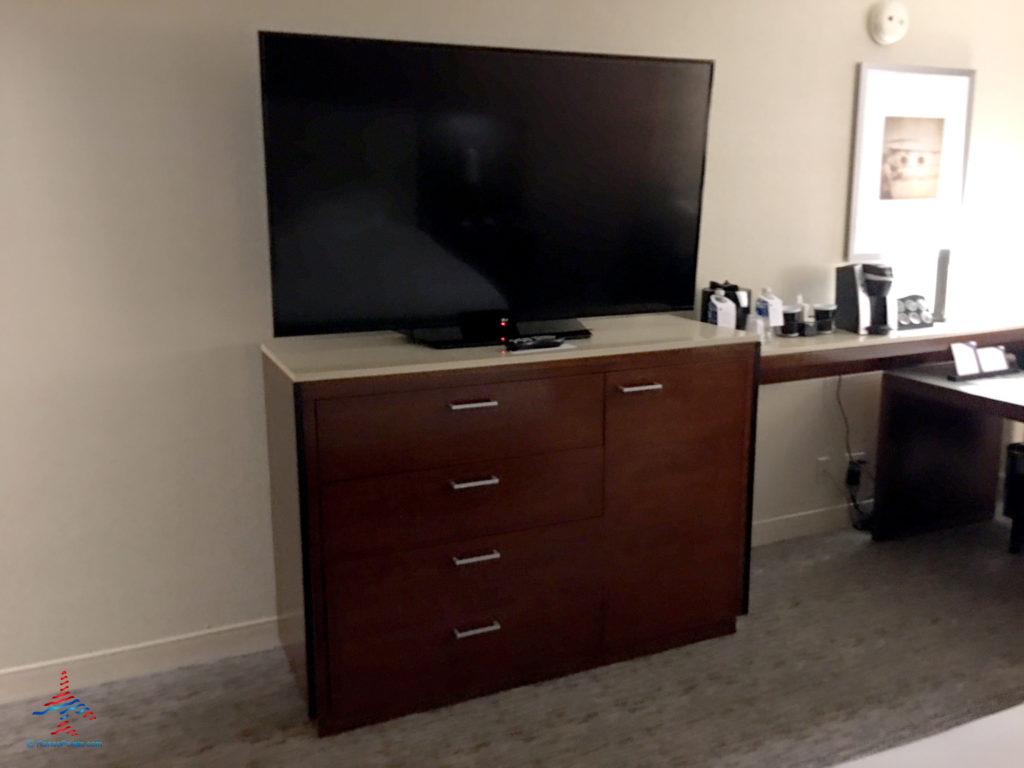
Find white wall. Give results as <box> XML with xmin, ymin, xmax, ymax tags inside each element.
<box><xmin>3</xmin><ymin>0</ymin><xmax>1024</xmax><ymax>691</ymax></box>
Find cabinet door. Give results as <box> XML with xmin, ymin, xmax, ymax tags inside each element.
<box><xmin>603</xmin><ymin>353</ymin><xmax>754</xmax><ymax>652</ymax></box>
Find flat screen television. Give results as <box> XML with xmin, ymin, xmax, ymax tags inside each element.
<box><xmin>259</xmin><ymin>32</ymin><xmax>714</xmax><ymax>345</ymax></box>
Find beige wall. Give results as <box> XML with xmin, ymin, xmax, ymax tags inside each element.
<box><xmin>3</xmin><ymin>0</ymin><xmax>1024</xmax><ymax>677</ymax></box>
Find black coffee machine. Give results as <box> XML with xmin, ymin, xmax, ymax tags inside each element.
<box><xmin>835</xmin><ymin>263</ymin><xmax>895</xmax><ymax>335</ymax></box>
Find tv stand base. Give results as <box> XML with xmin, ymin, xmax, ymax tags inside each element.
<box><xmin>410</xmin><ymin>317</ymin><xmax>591</xmax><ymax>349</ymax></box>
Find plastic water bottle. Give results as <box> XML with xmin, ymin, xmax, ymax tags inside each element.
<box><xmin>755</xmin><ymin>287</ymin><xmax>783</xmax><ymax>341</ymax></box>
<box><xmin>708</xmin><ymin>288</ymin><xmax>736</xmax><ymax>328</ymax></box>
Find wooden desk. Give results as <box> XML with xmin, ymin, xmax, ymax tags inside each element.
<box><xmin>872</xmin><ymin>363</ymin><xmax>1024</xmax><ymax>541</ymax></box>
<box><xmin>759</xmin><ymin>322</ymin><xmax>1024</xmax><ymax>383</ymax></box>
<box><xmin>756</xmin><ymin>320</ymin><xmax>1024</xmax><ymax>544</ymax></box>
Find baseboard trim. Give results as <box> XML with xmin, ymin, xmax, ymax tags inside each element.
<box><xmin>0</xmin><ymin>616</ymin><xmax>281</xmax><ymax>705</ymax></box>
<box><xmin>752</xmin><ymin>500</ymin><xmax>874</xmax><ymax>547</ymax></box>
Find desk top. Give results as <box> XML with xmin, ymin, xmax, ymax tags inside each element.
<box><xmin>262</xmin><ymin>312</ymin><xmax>755</xmax><ymax>383</ymax></box>
<box><xmin>760</xmin><ymin>317</ymin><xmax>1024</xmax><ymax>383</ymax></box>
<box><xmin>262</xmin><ymin>311</ymin><xmax>1024</xmax><ymax>385</ymax></box>
<box><xmin>885</xmin><ymin>362</ymin><xmax>1024</xmax><ymax>422</ymax></box>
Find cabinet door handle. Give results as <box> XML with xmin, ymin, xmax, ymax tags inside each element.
<box><xmin>448</xmin><ymin>399</ymin><xmax>499</xmax><ymax>411</ymax></box>
<box><xmin>452</xmin><ymin>549</ymin><xmax>501</xmax><ymax>567</ymax></box>
<box><xmin>453</xmin><ymin>620</ymin><xmax>501</xmax><ymax>639</ymax></box>
<box><xmin>618</xmin><ymin>383</ymin><xmax>663</xmax><ymax>393</ymax></box>
<box><xmin>449</xmin><ymin>475</ymin><xmax>500</xmax><ymax>491</ymax></box>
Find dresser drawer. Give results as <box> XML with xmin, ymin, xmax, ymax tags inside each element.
<box><xmin>328</xmin><ymin>594</ymin><xmax>601</xmax><ymax>729</ymax></box>
<box><xmin>324</xmin><ymin>521</ymin><xmax>602</xmax><ymax>728</ymax></box>
<box><xmin>324</xmin><ymin>519</ymin><xmax>601</xmax><ymax>639</ymax></box>
<box><xmin>314</xmin><ymin>374</ymin><xmax>603</xmax><ymax>481</ymax></box>
<box><xmin>320</xmin><ymin>447</ymin><xmax>603</xmax><ymax>557</ymax></box>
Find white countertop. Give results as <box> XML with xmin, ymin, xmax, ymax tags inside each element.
<box><xmin>759</xmin><ymin>316</ymin><xmax>1024</xmax><ymax>357</ymax></box>
<box><xmin>761</xmin><ymin>315</ymin><xmax>1024</xmax><ymax>358</ymax></box>
<box><xmin>262</xmin><ymin>313</ymin><xmax>756</xmax><ymax>383</ymax></box>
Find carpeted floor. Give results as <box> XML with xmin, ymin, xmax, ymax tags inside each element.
<box><xmin>5</xmin><ymin>520</ymin><xmax>1024</xmax><ymax>768</ymax></box>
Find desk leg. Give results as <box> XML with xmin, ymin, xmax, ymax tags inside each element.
<box><xmin>1011</xmin><ymin>518</ymin><xmax>1024</xmax><ymax>554</ymax></box>
<box><xmin>872</xmin><ymin>377</ymin><xmax>1002</xmax><ymax>540</ymax></box>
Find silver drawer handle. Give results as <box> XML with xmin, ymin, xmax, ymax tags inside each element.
<box><xmin>452</xmin><ymin>549</ymin><xmax>501</xmax><ymax>567</ymax></box>
<box><xmin>450</xmin><ymin>475</ymin><xmax>500</xmax><ymax>491</ymax></box>
<box><xmin>453</xmin><ymin>620</ymin><xmax>501</xmax><ymax>639</ymax></box>
<box><xmin>618</xmin><ymin>382</ymin><xmax>663</xmax><ymax>393</ymax></box>
<box><xmin>448</xmin><ymin>399</ymin><xmax>499</xmax><ymax>411</ymax></box>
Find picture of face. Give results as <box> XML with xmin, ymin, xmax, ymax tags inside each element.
<box><xmin>879</xmin><ymin>116</ymin><xmax>945</xmax><ymax>200</ymax></box>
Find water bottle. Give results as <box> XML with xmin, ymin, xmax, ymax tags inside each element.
<box><xmin>708</xmin><ymin>288</ymin><xmax>736</xmax><ymax>328</ymax></box>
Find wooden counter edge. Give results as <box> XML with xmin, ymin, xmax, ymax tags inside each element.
<box><xmin>759</xmin><ymin>326</ymin><xmax>1024</xmax><ymax>384</ymax></box>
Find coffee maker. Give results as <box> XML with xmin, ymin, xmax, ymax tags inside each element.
<box><xmin>835</xmin><ymin>263</ymin><xmax>895</xmax><ymax>335</ymax></box>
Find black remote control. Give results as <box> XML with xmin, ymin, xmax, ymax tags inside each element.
<box><xmin>504</xmin><ymin>335</ymin><xmax>565</xmax><ymax>352</ymax></box>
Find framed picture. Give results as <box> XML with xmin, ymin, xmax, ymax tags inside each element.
<box><xmin>847</xmin><ymin>64</ymin><xmax>974</xmax><ymax>262</ymax></box>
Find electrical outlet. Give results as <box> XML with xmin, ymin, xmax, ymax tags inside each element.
<box><xmin>843</xmin><ymin>451</ymin><xmax>875</xmax><ymax>497</ymax></box>
<box><xmin>816</xmin><ymin>455</ymin><xmax>848</xmax><ymax>497</ymax></box>
<box><xmin>845</xmin><ymin>462</ymin><xmax>863</xmax><ymax>487</ymax></box>
<box><xmin>816</xmin><ymin>456</ymin><xmax>833</xmax><ymax>480</ymax></box>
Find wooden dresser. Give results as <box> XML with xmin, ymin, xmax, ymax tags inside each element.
<box><xmin>262</xmin><ymin>314</ymin><xmax>758</xmax><ymax>735</ymax></box>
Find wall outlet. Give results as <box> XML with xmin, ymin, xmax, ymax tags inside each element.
<box><xmin>816</xmin><ymin>455</ymin><xmax>846</xmax><ymax>496</ymax></box>
<box><xmin>816</xmin><ymin>455</ymin><xmax>834</xmax><ymax>480</ymax></box>
<box><xmin>846</xmin><ymin>462</ymin><xmax>863</xmax><ymax>487</ymax></box>
<box><xmin>817</xmin><ymin>452</ymin><xmax>874</xmax><ymax>498</ymax></box>
<box><xmin>845</xmin><ymin>452</ymin><xmax>875</xmax><ymax>495</ymax></box>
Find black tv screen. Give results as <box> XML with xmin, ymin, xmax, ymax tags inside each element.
<box><xmin>259</xmin><ymin>32</ymin><xmax>713</xmax><ymax>340</ymax></box>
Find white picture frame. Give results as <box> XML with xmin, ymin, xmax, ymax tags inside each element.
<box><xmin>847</xmin><ymin>63</ymin><xmax>974</xmax><ymax>263</ymax></box>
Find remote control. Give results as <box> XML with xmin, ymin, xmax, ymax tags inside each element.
<box><xmin>504</xmin><ymin>335</ymin><xmax>565</xmax><ymax>352</ymax></box>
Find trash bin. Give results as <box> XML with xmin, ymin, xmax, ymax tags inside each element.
<box><xmin>1004</xmin><ymin>443</ymin><xmax>1024</xmax><ymax>553</ymax></box>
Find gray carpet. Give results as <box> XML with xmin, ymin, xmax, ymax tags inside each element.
<box><xmin>5</xmin><ymin>520</ymin><xmax>1024</xmax><ymax>767</ymax></box>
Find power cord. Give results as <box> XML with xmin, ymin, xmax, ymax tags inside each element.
<box><xmin>836</xmin><ymin>375</ymin><xmax>872</xmax><ymax>532</ymax></box>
